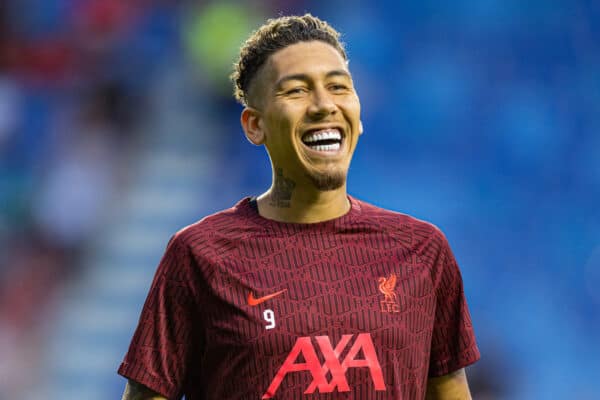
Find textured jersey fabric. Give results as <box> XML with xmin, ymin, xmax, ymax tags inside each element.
<box><xmin>118</xmin><ymin>196</ymin><xmax>480</xmax><ymax>399</ymax></box>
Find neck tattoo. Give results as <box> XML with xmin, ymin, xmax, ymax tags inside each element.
<box><xmin>270</xmin><ymin>168</ymin><xmax>296</xmax><ymax>208</ymax></box>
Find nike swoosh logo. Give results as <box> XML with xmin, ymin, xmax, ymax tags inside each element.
<box><xmin>247</xmin><ymin>289</ymin><xmax>287</xmax><ymax>306</ymax></box>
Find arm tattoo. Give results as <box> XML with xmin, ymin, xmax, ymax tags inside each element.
<box><xmin>270</xmin><ymin>168</ymin><xmax>296</xmax><ymax>208</ymax></box>
<box><xmin>122</xmin><ymin>380</ymin><xmax>166</xmax><ymax>400</ymax></box>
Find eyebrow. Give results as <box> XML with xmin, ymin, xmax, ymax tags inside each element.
<box><xmin>275</xmin><ymin>69</ymin><xmax>351</xmax><ymax>89</ymax></box>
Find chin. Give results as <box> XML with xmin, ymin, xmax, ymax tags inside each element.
<box><xmin>306</xmin><ymin>170</ymin><xmax>347</xmax><ymax>191</ymax></box>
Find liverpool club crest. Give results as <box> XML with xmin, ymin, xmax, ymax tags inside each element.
<box><xmin>378</xmin><ymin>273</ymin><xmax>400</xmax><ymax>313</ymax></box>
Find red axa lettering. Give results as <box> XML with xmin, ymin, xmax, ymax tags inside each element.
<box><xmin>262</xmin><ymin>333</ymin><xmax>385</xmax><ymax>399</ymax></box>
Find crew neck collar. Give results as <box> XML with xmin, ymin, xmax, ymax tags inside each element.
<box><xmin>243</xmin><ymin>195</ymin><xmax>361</xmax><ymax>231</ymax></box>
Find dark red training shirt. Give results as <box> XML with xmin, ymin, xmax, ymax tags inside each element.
<box><xmin>119</xmin><ymin>196</ymin><xmax>480</xmax><ymax>399</ymax></box>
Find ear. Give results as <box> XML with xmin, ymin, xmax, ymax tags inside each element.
<box><xmin>359</xmin><ymin>120</ymin><xmax>363</xmax><ymax>135</ymax></box>
<box><xmin>241</xmin><ymin>107</ymin><xmax>265</xmax><ymax>145</ymax></box>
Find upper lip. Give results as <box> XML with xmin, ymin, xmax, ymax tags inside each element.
<box><xmin>301</xmin><ymin>125</ymin><xmax>346</xmax><ymax>140</ymax></box>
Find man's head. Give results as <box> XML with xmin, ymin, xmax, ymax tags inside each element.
<box><xmin>233</xmin><ymin>15</ymin><xmax>362</xmax><ymax>192</ymax></box>
<box><xmin>232</xmin><ymin>14</ymin><xmax>347</xmax><ymax>107</ymax></box>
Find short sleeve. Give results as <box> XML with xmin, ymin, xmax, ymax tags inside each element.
<box><xmin>118</xmin><ymin>235</ymin><xmax>201</xmax><ymax>400</ymax></box>
<box><xmin>428</xmin><ymin>233</ymin><xmax>480</xmax><ymax>377</ymax></box>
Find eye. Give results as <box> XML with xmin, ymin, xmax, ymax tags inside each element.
<box><xmin>286</xmin><ymin>87</ymin><xmax>307</xmax><ymax>95</ymax></box>
<box><xmin>329</xmin><ymin>83</ymin><xmax>349</xmax><ymax>92</ymax></box>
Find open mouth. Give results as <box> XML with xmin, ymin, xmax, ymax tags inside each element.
<box><xmin>301</xmin><ymin>128</ymin><xmax>343</xmax><ymax>153</ymax></box>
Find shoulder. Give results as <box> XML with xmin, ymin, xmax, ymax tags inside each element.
<box><xmin>168</xmin><ymin>197</ymin><xmax>259</xmax><ymax>250</ymax></box>
<box><xmin>351</xmin><ymin>196</ymin><xmax>447</xmax><ymax>242</ymax></box>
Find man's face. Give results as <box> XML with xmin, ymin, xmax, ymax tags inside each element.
<box><xmin>248</xmin><ymin>40</ymin><xmax>362</xmax><ymax>191</ymax></box>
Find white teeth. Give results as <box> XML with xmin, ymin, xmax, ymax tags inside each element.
<box><xmin>312</xmin><ymin>143</ymin><xmax>341</xmax><ymax>152</ymax></box>
<box><xmin>303</xmin><ymin>129</ymin><xmax>342</xmax><ymax>143</ymax></box>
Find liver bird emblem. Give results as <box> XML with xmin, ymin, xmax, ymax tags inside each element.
<box><xmin>378</xmin><ymin>273</ymin><xmax>398</xmax><ymax>303</ymax></box>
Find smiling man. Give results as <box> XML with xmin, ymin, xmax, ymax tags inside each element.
<box><xmin>240</xmin><ymin>38</ymin><xmax>361</xmax><ymax>223</ymax></box>
<box><xmin>119</xmin><ymin>14</ymin><xmax>480</xmax><ymax>400</ymax></box>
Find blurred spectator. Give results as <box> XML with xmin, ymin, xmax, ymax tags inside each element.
<box><xmin>30</xmin><ymin>82</ymin><xmax>130</xmax><ymax>251</ymax></box>
<box><xmin>0</xmin><ymin>2</ymin><xmax>144</xmax><ymax>396</ymax></box>
<box><xmin>0</xmin><ymin>75</ymin><xmax>22</xmax><ymax>149</ymax></box>
<box><xmin>0</xmin><ymin>229</ymin><xmax>67</xmax><ymax>398</ymax></box>
<box><xmin>0</xmin><ymin>2</ymin><xmax>22</xmax><ymax>148</ymax></box>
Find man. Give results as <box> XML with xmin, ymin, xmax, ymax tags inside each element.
<box><xmin>119</xmin><ymin>14</ymin><xmax>480</xmax><ymax>400</ymax></box>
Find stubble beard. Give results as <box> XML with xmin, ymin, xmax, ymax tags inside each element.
<box><xmin>305</xmin><ymin>167</ymin><xmax>347</xmax><ymax>191</ymax></box>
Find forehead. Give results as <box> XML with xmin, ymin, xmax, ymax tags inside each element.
<box><xmin>265</xmin><ymin>40</ymin><xmax>349</xmax><ymax>82</ymax></box>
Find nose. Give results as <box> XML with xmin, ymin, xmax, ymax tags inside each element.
<box><xmin>307</xmin><ymin>86</ymin><xmax>337</xmax><ymax>118</ymax></box>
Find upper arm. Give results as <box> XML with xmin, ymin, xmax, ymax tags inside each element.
<box><xmin>428</xmin><ymin>231</ymin><xmax>480</xmax><ymax>376</ymax></box>
<box><xmin>425</xmin><ymin>368</ymin><xmax>472</xmax><ymax>400</ymax></box>
<box><xmin>118</xmin><ymin>235</ymin><xmax>201</xmax><ymax>399</ymax></box>
<box><xmin>121</xmin><ymin>380</ymin><xmax>168</xmax><ymax>400</ymax></box>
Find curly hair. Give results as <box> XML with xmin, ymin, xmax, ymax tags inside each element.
<box><xmin>231</xmin><ymin>14</ymin><xmax>347</xmax><ymax>106</ymax></box>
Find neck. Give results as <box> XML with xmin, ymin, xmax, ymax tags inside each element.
<box><xmin>256</xmin><ymin>177</ymin><xmax>350</xmax><ymax>224</ymax></box>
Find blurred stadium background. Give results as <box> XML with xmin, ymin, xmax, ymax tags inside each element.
<box><xmin>0</xmin><ymin>0</ymin><xmax>599</xmax><ymax>399</ymax></box>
